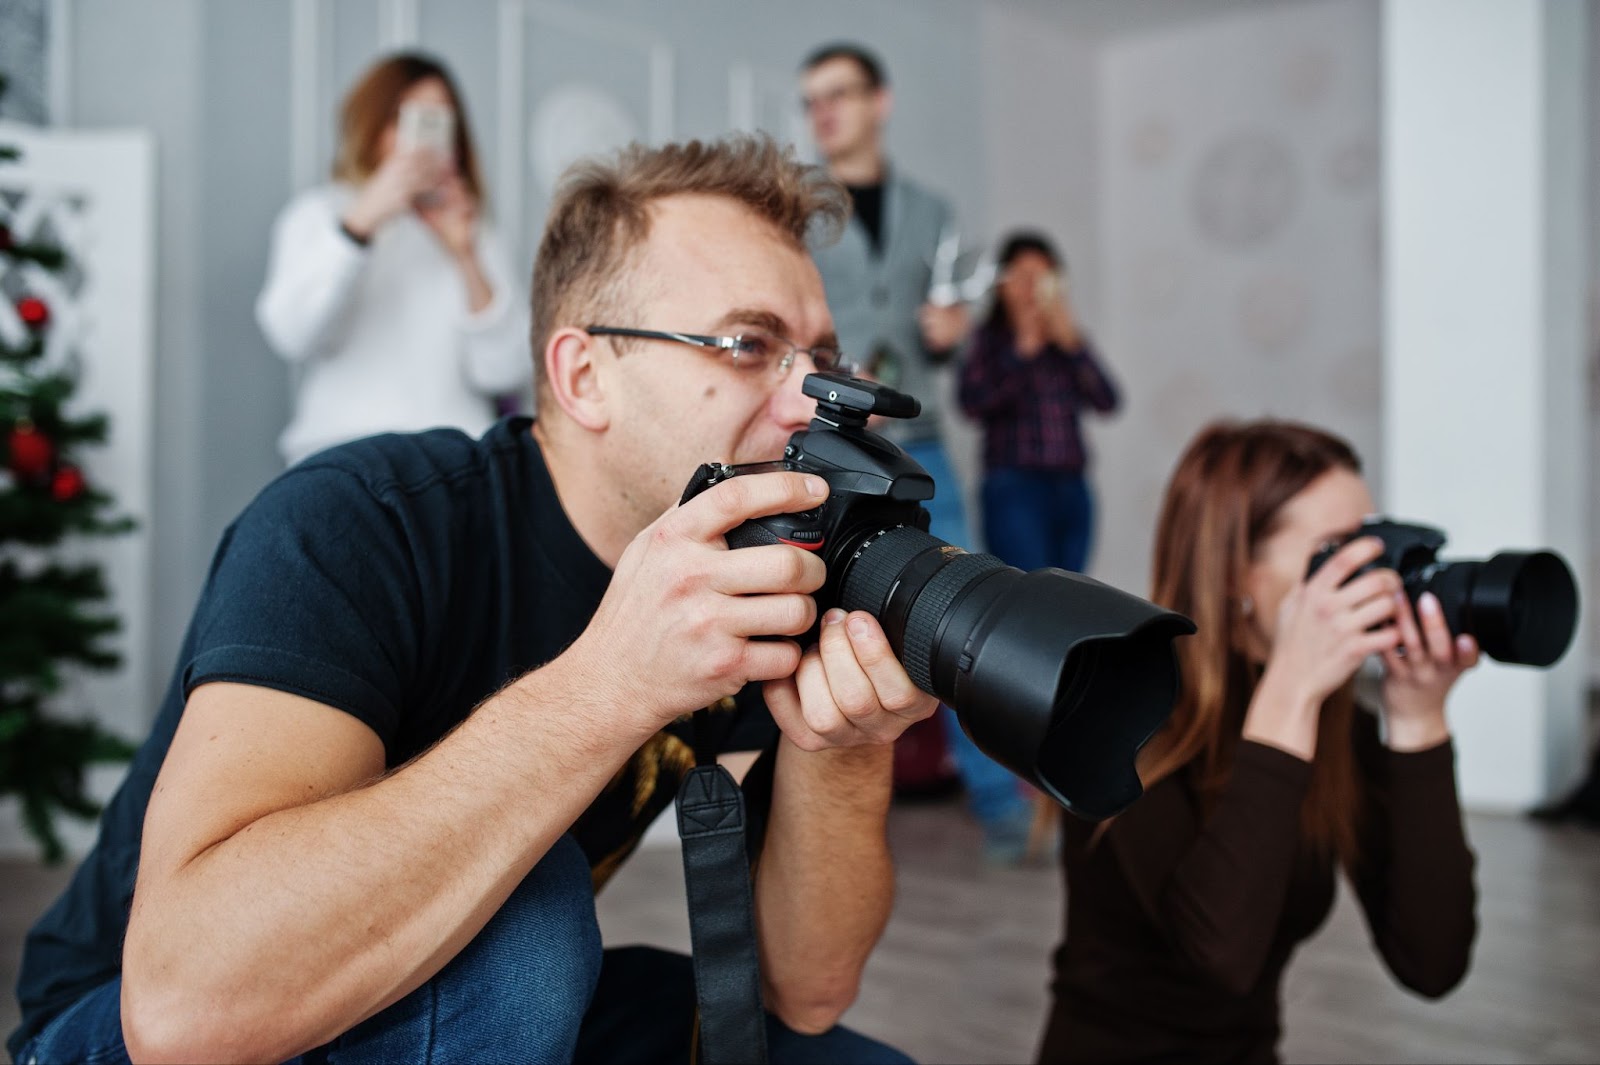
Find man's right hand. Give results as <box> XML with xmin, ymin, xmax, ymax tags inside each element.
<box><xmin>567</xmin><ymin>471</ymin><xmax>831</xmax><ymax>733</ymax></box>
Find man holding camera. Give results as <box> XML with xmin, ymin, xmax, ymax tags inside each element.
<box><xmin>10</xmin><ymin>137</ymin><xmax>930</xmax><ymax>1065</ymax></box>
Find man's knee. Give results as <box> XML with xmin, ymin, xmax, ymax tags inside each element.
<box><xmin>330</xmin><ymin>835</ymin><xmax>602</xmax><ymax>1063</ymax></box>
<box><xmin>451</xmin><ymin>833</ymin><xmax>603</xmax><ymax>1008</ymax></box>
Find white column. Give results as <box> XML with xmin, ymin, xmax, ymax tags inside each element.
<box><xmin>1383</xmin><ymin>0</ymin><xmax>1590</xmax><ymax>808</ymax></box>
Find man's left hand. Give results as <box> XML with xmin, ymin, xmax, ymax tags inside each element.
<box><xmin>763</xmin><ymin>608</ymin><xmax>938</xmax><ymax>751</ymax></box>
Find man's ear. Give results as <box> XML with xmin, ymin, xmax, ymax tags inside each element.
<box><xmin>542</xmin><ymin>327</ymin><xmax>610</xmax><ymax>432</ymax></box>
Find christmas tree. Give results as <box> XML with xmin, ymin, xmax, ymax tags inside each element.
<box><xmin>1</xmin><ymin>73</ymin><xmax>136</xmax><ymax>863</ymax></box>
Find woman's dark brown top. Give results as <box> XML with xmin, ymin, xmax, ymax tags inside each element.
<box><xmin>1037</xmin><ymin>710</ymin><xmax>1477</xmax><ymax>1064</ymax></box>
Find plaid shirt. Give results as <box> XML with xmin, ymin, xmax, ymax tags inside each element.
<box><xmin>958</xmin><ymin>325</ymin><xmax>1120</xmax><ymax>472</ymax></box>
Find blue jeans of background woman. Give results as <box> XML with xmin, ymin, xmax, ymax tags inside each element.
<box><xmin>980</xmin><ymin>467</ymin><xmax>1094</xmax><ymax>577</ymax></box>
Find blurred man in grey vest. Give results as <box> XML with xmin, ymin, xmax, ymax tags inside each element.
<box><xmin>800</xmin><ymin>42</ymin><xmax>969</xmax><ymax>545</ymax></box>
<box><xmin>801</xmin><ymin>44</ymin><xmax>1037</xmax><ymax>862</ymax></box>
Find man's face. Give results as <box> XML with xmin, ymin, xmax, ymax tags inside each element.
<box><xmin>801</xmin><ymin>57</ymin><xmax>885</xmax><ymax>163</ymax></box>
<box><xmin>595</xmin><ymin>194</ymin><xmax>836</xmax><ymax>533</ymax></box>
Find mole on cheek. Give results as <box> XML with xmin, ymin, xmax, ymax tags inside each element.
<box><xmin>703</xmin><ymin>386</ymin><xmax>716</xmax><ymax>399</ymax></box>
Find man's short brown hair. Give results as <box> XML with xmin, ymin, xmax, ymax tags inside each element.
<box><xmin>529</xmin><ymin>134</ymin><xmax>848</xmax><ymax>400</ymax></box>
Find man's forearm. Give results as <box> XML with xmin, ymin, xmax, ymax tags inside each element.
<box><xmin>754</xmin><ymin>737</ymin><xmax>895</xmax><ymax>1034</ymax></box>
<box><xmin>122</xmin><ymin>660</ymin><xmax>652</xmax><ymax>1064</ymax></box>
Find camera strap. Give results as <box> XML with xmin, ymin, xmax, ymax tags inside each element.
<box><xmin>676</xmin><ymin>708</ymin><xmax>769</xmax><ymax>1065</ymax></box>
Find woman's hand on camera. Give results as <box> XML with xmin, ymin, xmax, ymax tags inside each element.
<box><xmin>1379</xmin><ymin>591</ymin><xmax>1479</xmax><ymax>751</ymax></box>
<box><xmin>763</xmin><ymin>609</ymin><xmax>938</xmax><ymax>752</ymax></box>
<box><xmin>1247</xmin><ymin>537</ymin><xmax>1404</xmax><ymax>760</ymax></box>
<box><xmin>341</xmin><ymin>148</ymin><xmax>447</xmax><ymax>241</ymax></box>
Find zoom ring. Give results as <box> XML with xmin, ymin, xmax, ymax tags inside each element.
<box><xmin>902</xmin><ymin>552</ymin><xmax>1007</xmax><ymax>694</ymax></box>
<box><xmin>840</xmin><ymin>527</ymin><xmax>943</xmax><ymax>615</ymax></box>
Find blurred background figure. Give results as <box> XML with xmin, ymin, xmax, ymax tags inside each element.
<box><xmin>256</xmin><ymin>52</ymin><xmax>530</xmax><ymax>467</ymax></box>
<box><xmin>799</xmin><ymin>41</ymin><xmax>976</xmax><ymax>813</ymax></box>
<box><xmin>960</xmin><ymin>233</ymin><xmax>1117</xmax><ymax>577</ymax></box>
<box><xmin>950</xmin><ymin>232</ymin><xmax>1118</xmax><ymax>862</ymax></box>
<box><xmin>800</xmin><ymin>43</ymin><xmax>970</xmax><ymax>541</ymax></box>
<box><xmin>1037</xmin><ymin>420</ymin><xmax>1478</xmax><ymax>1064</ymax></box>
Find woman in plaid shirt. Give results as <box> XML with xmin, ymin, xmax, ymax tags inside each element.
<box><xmin>959</xmin><ymin>232</ymin><xmax>1119</xmax><ymax>578</ymax></box>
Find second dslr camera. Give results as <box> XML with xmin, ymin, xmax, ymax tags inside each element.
<box><xmin>1306</xmin><ymin>517</ymin><xmax>1578</xmax><ymax>667</ymax></box>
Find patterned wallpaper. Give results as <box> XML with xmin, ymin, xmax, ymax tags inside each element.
<box><xmin>1089</xmin><ymin>0</ymin><xmax>1383</xmax><ymax>598</ymax></box>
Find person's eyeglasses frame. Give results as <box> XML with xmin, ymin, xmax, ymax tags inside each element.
<box><xmin>799</xmin><ymin>81</ymin><xmax>877</xmax><ymax>115</ymax></box>
<box><xmin>585</xmin><ymin>325</ymin><xmax>854</xmax><ymax>380</ymax></box>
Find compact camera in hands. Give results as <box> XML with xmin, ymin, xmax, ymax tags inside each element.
<box><xmin>680</xmin><ymin>372</ymin><xmax>1195</xmax><ymax>820</ymax></box>
<box><xmin>1305</xmin><ymin>517</ymin><xmax>1579</xmax><ymax>667</ymax></box>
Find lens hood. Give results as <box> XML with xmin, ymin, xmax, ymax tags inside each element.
<box><xmin>941</xmin><ymin>569</ymin><xmax>1196</xmax><ymax>820</ymax></box>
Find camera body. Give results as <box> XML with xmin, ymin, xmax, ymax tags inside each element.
<box><xmin>681</xmin><ymin>372</ymin><xmax>1195</xmax><ymax>820</ymax></box>
<box><xmin>681</xmin><ymin>373</ymin><xmax>932</xmax><ymax>624</ymax></box>
<box><xmin>1306</xmin><ymin>517</ymin><xmax>1578</xmax><ymax>667</ymax></box>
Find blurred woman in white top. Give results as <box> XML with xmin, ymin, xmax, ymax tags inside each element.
<box><xmin>257</xmin><ymin>52</ymin><xmax>530</xmax><ymax>466</ymax></box>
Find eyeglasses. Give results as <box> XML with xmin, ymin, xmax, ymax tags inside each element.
<box><xmin>799</xmin><ymin>82</ymin><xmax>874</xmax><ymax>114</ymax></box>
<box><xmin>586</xmin><ymin>325</ymin><xmax>855</xmax><ymax>381</ymax></box>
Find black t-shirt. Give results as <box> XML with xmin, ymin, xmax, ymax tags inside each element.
<box><xmin>9</xmin><ymin>417</ymin><xmax>777</xmax><ymax>1055</ymax></box>
<box><xmin>845</xmin><ymin>182</ymin><xmax>885</xmax><ymax>254</ymax></box>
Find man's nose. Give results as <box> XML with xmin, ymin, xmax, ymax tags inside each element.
<box><xmin>771</xmin><ymin>354</ymin><xmax>822</xmax><ymax>430</ymax></box>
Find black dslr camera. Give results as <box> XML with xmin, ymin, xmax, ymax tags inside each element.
<box><xmin>1306</xmin><ymin>517</ymin><xmax>1579</xmax><ymax>667</ymax></box>
<box><xmin>681</xmin><ymin>372</ymin><xmax>1195</xmax><ymax>820</ymax></box>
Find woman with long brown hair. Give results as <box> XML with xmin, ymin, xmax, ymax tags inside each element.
<box><xmin>257</xmin><ymin>52</ymin><xmax>529</xmax><ymax>465</ymax></box>
<box><xmin>1036</xmin><ymin>419</ymin><xmax>1479</xmax><ymax>1063</ymax></box>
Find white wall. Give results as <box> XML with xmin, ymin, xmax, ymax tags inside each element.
<box><xmin>1093</xmin><ymin>0</ymin><xmax>1382</xmax><ymax>596</ymax></box>
<box><xmin>978</xmin><ymin>6</ymin><xmax>1101</xmax><ymax>322</ymax></box>
<box><xmin>1384</xmin><ymin>0</ymin><xmax>1589</xmax><ymax>808</ymax></box>
<box><xmin>1588</xmin><ymin>1</ymin><xmax>1600</xmax><ymax>686</ymax></box>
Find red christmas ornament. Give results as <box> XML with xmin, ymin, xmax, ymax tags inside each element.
<box><xmin>17</xmin><ymin>295</ymin><xmax>50</xmax><ymax>330</ymax></box>
<box><xmin>51</xmin><ymin>464</ymin><xmax>87</xmax><ymax>502</ymax></box>
<box><xmin>7</xmin><ymin>423</ymin><xmax>55</xmax><ymax>482</ymax></box>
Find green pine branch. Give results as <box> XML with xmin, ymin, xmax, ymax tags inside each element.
<box><xmin>2</xmin><ymin>243</ymin><xmax>68</xmax><ymax>270</ymax></box>
<box><xmin>0</xmin><ymin>335</ymin><xmax>47</xmax><ymax>364</ymax></box>
<box><xmin>0</xmin><ymin>566</ymin><xmax>121</xmax><ymax>694</ymax></box>
<box><xmin>0</xmin><ymin>707</ymin><xmax>137</xmax><ymax>864</ymax></box>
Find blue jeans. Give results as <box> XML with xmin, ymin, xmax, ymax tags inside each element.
<box><xmin>16</xmin><ymin>835</ymin><xmax>911</xmax><ymax>1065</ymax></box>
<box><xmin>980</xmin><ymin>467</ymin><xmax>1094</xmax><ymax>576</ymax></box>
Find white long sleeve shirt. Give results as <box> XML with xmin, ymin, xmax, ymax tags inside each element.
<box><xmin>256</xmin><ymin>184</ymin><xmax>532</xmax><ymax>465</ymax></box>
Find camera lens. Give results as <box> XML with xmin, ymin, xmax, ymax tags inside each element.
<box><xmin>837</xmin><ymin>526</ymin><xmax>1195</xmax><ymax>820</ymax></box>
<box><xmin>1423</xmin><ymin>551</ymin><xmax>1578</xmax><ymax>667</ymax></box>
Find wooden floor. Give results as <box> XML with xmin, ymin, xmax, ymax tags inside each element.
<box><xmin>4</xmin><ymin>804</ymin><xmax>1598</xmax><ymax>1063</ymax></box>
